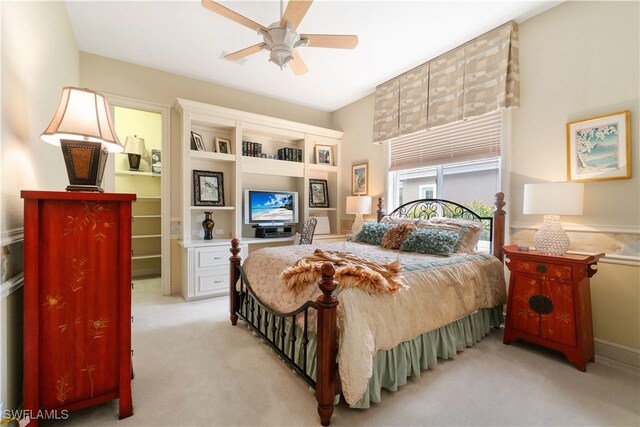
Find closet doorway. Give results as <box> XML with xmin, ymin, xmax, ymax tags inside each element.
<box><xmin>109</xmin><ymin>96</ymin><xmax>171</xmax><ymax>296</ymax></box>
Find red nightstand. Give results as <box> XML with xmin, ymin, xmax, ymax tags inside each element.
<box><xmin>502</xmin><ymin>245</ymin><xmax>604</xmax><ymax>371</ymax></box>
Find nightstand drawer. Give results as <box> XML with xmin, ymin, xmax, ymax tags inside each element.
<box><xmin>512</xmin><ymin>259</ymin><xmax>572</xmax><ymax>282</ymax></box>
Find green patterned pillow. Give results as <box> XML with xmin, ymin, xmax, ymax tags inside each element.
<box><xmin>399</xmin><ymin>228</ymin><xmax>460</xmax><ymax>256</ymax></box>
<box><xmin>353</xmin><ymin>222</ymin><xmax>393</xmax><ymax>245</ymax></box>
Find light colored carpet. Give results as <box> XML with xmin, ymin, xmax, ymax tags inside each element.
<box><xmin>46</xmin><ymin>278</ymin><xmax>639</xmax><ymax>427</ymax></box>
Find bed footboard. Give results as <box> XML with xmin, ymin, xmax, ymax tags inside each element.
<box><xmin>229</xmin><ymin>238</ymin><xmax>338</xmax><ymax>426</ymax></box>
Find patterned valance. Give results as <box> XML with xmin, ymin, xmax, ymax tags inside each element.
<box><xmin>373</xmin><ymin>21</ymin><xmax>519</xmax><ymax>142</ymax></box>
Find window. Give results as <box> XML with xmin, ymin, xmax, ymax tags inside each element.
<box><xmin>419</xmin><ymin>184</ymin><xmax>437</xmax><ymax>199</ymax></box>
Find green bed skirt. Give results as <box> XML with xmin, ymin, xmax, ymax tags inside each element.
<box><xmin>242</xmin><ymin>305</ymin><xmax>503</xmax><ymax>408</ymax></box>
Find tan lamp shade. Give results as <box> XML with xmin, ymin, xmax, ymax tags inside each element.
<box><xmin>124</xmin><ymin>136</ymin><xmax>149</xmax><ymax>156</ymax></box>
<box><xmin>41</xmin><ymin>86</ymin><xmax>122</xmax><ymax>192</ymax></box>
<box><xmin>346</xmin><ymin>195</ymin><xmax>372</xmax><ymax>214</ymax></box>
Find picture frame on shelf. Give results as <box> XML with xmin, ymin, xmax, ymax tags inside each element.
<box><xmin>566</xmin><ymin>110</ymin><xmax>631</xmax><ymax>182</ymax></box>
<box><xmin>352</xmin><ymin>162</ymin><xmax>368</xmax><ymax>195</ymax></box>
<box><xmin>151</xmin><ymin>149</ymin><xmax>161</xmax><ymax>174</ymax></box>
<box><xmin>216</xmin><ymin>137</ymin><xmax>231</xmax><ymax>154</ymax></box>
<box><xmin>191</xmin><ymin>131</ymin><xmax>205</xmax><ymax>151</ymax></box>
<box><xmin>309</xmin><ymin>179</ymin><xmax>329</xmax><ymax>208</ymax></box>
<box><xmin>193</xmin><ymin>170</ymin><xmax>224</xmax><ymax>206</ymax></box>
<box><xmin>315</xmin><ymin>145</ymin><xmax>333</xmax><ymax>166</ymax></box>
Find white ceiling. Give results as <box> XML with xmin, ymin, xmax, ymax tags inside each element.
<box><xmin>65</xmin><ymin>0</ymin><xmax>561</xmax><ymax>112</ymax></box>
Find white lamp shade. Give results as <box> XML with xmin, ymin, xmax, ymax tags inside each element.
<box><xmin>346</xmin><ymin>196</ymin><xmax>372</xmax><ymax>215</ymax></box>
<box><xmin>523</xmin><ymin>182</ymin><xmax>584</xmax><ymax>216</ymax></box>
<box><xmin>124</xmin><ymin>136</ymin><xmax>149</xmax><ymax>156</ymax></box>
<box><xmin>41</xmin><ymin>86</ymin><xmax>123</xmax><ymax>153</ymax></box>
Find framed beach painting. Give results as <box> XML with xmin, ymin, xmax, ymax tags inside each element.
<box><xmin>566</xmin><ymin>111</ymin><xmax>631</xmax><ymax>182</ymax></box>
<box><xmin>352</xmin><ymin>162</ymin><xmax>368</xmax><ymax>195</ymax></box>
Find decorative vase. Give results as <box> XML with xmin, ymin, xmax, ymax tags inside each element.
<box><xmin>202</xmin><ymin>212</ymin><xmax>215</xmax><ymax>240</ymax></box>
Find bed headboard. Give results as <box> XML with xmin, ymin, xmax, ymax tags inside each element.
<box><xmin>376</xmin><ymin>192</ymin><xmax>506</xmax><ymax>260</ymax></box>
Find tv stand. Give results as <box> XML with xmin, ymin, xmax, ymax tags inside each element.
<box><xmin>254</xmin><ymin>225</ymin><xmax>293</xmax><ymax>238</ymax></box>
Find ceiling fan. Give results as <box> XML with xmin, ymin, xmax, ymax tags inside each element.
<box><xmin>201</xmin><ymin>0</ymin><xmax>359</xmax><ymax>75</ymax></box>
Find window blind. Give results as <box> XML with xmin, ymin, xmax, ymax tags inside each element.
<box><xmin>389</xmin><ymin>110</ymin><xmax>502</xmax><ymax>172</ymax></box>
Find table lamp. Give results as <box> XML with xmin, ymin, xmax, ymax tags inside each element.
<box><xmin>346</xmin><ymin>195</ymin><xmax>372</xmax><ymax>235</ymax></box>
<box><xmin>124</xmin><ymin>135</ymin><xmax>148</xmax><ymax>171</ymax></box>
<box><xmin>523</xmin><ymin>182</ymin><xmax>584</xmax><ymax>255</ymax></box>
<box><xmin>41</xmin><ymin>86</ymin><xmax>123</xmax><ymax>192</ymax></box>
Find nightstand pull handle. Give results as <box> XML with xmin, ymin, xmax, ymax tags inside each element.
<box><xmin>529</xmin><ymin>295</ymin><xmax>553</xmax><ymax>314</ymax></box>
<box><xmin>536</xmin><ymin>264</ymin><xmax>548</xmax><ymax>274</ymax></box>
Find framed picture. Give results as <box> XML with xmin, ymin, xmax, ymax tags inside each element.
<box><xmin>352</xmin><ymin>162</ymin><xmax>368</xmax><ymax>195</ymax></box>
<box><xmin>566</xmin><ymin>111</ymin><xmax>631</xmax><ymax>182</ymax></box>
<box><xmin>216</xmin><ymin>137</ymin><xmax>231</xmax><ymax>154</ymax></box>
<box><xmin>315</xmin><ymin>145</ymin><xmax>333</xmax><ymax>166</ymax></box>
<box><xmin>309</xmin><ymin>179</ymin><xmax>329</xmax><ymax>208</ymax></box>
<box><xmin>151</xmin><ymin>149</ymin><xmax>161</xmax><ymax>174</ymax></box>
<box><xmin>193</xmin><ymin>170</ymin><xmax>224</xmax><ymax>206</ymax></box>
<box><xmin>191</xmin><ymin>131</ymin><xmax>205</xmax><ymax>151</ymax></box>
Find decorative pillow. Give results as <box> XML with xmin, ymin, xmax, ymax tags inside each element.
<box><xmin>379</xmin><ymin>215</ymin><xmax>417</xmax><ymax>225</ymax></box>
<box><xmin>380</xmin><ymin>222</ymin><xmax>417</xmax><ymax>250</ymax></box>
<box><xmin>400</xmin><ymin>229</ymin><xmax>460</xmax><ymax>256</ymax></box>
<box><xmin>427</xmin><ymin>217</ymin><xmax>483</xmax><ymax>252</ymax></box>
<box><xmin>352</xmin><ymin>222</ymin><xmax>393</xmax><ymax>245</ymax></box>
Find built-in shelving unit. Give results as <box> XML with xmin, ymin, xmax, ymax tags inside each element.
<box><xmin>174</xmin><ymin>98</ymin><xmax>344</xmax><ymax>300</ymax></box>
<box><xmin>131</xmin><ymin>197</ymin><xmax>162</xmax><ymax>277</ymax></box>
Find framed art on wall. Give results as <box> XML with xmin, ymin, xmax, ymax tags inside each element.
<box><xmin>566</xmin><ymin>111</ymin><xmax>631</xmax><ymax>182</ymax></box>
<box><xmin>193</xmin><ymin>170</ymin><xmax>224</xmax><ymax>206</ymax></box>
<box><xmin>191</xmin><ymin>131</ymin><xmax>205</xmax><ymax>151</ymax></box>
<box><xmin>352</xmin><ymin>162</ymin><xmax>368</xmax><ymax>195</ymax></box>
<box><xmin>309</xmin><ymin>179</ymin><xmax>329</xmax><ymax>208</ymax></box>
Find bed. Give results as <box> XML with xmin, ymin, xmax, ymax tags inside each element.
<box><xmin>229</xmin><ymin>193</ymin><xmax>507</xmax><ymax>425</ymax></box>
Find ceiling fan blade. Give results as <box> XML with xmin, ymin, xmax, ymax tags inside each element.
<box><xmin>300</xmin><ymin>34</ymin><xmax>359</xmax><ymax>49</ymax></box>
<box><xmin>289</xmin><ymin>50</ymin><xmax>308</xmax><ymax>75</ymax></box>
<box><xmin>280</xmin><ymin>0</ymin><xmax>313</xmax><ymax>30</ymax></box>
<box><xmin>224</xmin><ymin>43</ymin><xmax>267</xmax><ymax>61</ymax></box>
<box><xmin>201</xmin><ymin>0</ymin><xmax>267</xmax><ymax>32</ymax></box>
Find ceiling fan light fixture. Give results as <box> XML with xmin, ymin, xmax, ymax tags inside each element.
<box><xmin>260</xmin><ymin>24</ymin><xmax>302</xmax><ymax>69</ymax></box>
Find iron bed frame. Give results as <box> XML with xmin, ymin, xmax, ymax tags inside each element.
<box><xmin>229</xmin><ymin>192</ymin><xmax>506</xmax><ymax>425</ymax></box>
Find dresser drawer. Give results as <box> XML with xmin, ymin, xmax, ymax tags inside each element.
<box><xmin>512</xmin><ymin>259</ymin><xmax>572</xmax><ymax>283</ymax></box>
<box><xmin>195</xmin><ymin>271</ymin><xmax>229</xmax><ymax>296</ymax></box>
<box><xmin>196</xmin><ymin>246</ymin><xmax>243</xmax><ymax>270</ymax></box>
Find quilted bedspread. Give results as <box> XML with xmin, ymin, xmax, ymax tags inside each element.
<box><xmin>241</xmin><ymin>241</ymin><xmax>506</xmax><ymax>405</ymax></box>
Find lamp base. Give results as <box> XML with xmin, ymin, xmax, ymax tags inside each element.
<box><xmin>127</xmin><ymin>153</ymin><xmax>142</xmax><ymax>171</ymax></box>
<box><xmin>533</xmin><ymin>215</ymin><xmax>570</xmax><ymax>255</ymax></box>
<box><xmin>60</xmin><ymin>140</ymin><xmax>108</xmax><ymax>193</ymax></box>
<box><xmin>351</xmin><ymin>214</ymin><xmax>365</xmax><ymax>235</ymax></box>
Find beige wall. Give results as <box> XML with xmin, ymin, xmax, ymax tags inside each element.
<box><xmin>331</xmin><ymin>1</ymin><xmax>640</xmax><ymax>351</ymax></box>
<box><xmin>1</xmin><ymin>0</ymin><xmax>79</xmax><ymax>412</ymax></box>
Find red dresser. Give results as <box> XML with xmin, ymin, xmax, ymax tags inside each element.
<box><xmin>22</xmin><ymin>191</ymin><xmax>136</xmax><ymax>425</ymax></box>
<box><xmin>503</xmin><ymin>245</ymin><xmax>603</xmax><ymax>371</ymax></box>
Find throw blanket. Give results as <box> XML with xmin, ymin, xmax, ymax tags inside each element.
<box><xmin>280</xmin><ymin>249</ymin><xmax>405</xmax><ymax>294</ymax></box>
<box><xmin>242</xmin><ymin>241</ymin><xmax>506</xmax><ymax>405</ymax></box>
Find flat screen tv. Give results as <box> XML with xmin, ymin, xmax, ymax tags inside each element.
<box><xmin>244</xmin><ymin>189</ymin><xmax>299</xmax><ymax>226</ymax></box>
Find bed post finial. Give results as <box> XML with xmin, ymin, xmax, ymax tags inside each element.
<box><xmin>229</xmin><ymin>238</ymin><xmax>242</xmax><ymax>326</ymax></box>
<box><xmin>492</xmin><ymin>192</ymin><xmax>506</xmax><ymax>260</ymax></box>
<box><xmin>377</xmin><ymin>197</ymin><xmax>386</xmax><ymax>223</ymax></box>
<box><xmin>316</xmin><ymin>262</ymin><xmax>338</xmax><ymax>426</ymax></box>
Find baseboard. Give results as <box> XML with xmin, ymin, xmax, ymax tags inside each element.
<box><xmin>595</xmin><ymin>338</ymin><xmax>640</xmax><ymax>368</ymax></box>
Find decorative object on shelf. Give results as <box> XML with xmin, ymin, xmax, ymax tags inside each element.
<box><xmin>40</xmin><ymin>86</ymin><xmax>124</xmax><ymax>192</ymax></box>
<box><xmin>523</xmin><ymin>182</ymin><xmax>584</xmax><ymax>255</ymax></box>
<box><xmin>216</xmin><ymin>137</ymin><xmax>231</xmax><ymax>154</ymax></box>
<box><xmin>151</xmin><ymin>148</ymin><xmax>161</xmax><ymax>174</ymax></box>
<box><xmin>346</xmin><ymin>195</ymin><xmax>372</xmax><ymax>235</ymax></box>
<box><xmin>193</xmin><ymin>170</ymin><xmax>225</xmax><ymax>206</ymax></box>
<box><xmin>202</xmin><ymin>211</ymin><xmax>215</xmax><ymax>240</ymax></box>
<box><xmin>123</xmin><ymin>135</ymin><xmax>149</xmax><ymax>171</ymax></box>
<box><xmin>309</xmin><ymin>179</ymin><xmax>329</xmax><ymax>208</ymax></box>
<box><xmin>191</xmin><ymin>131</ymin><xmax>205</xmax><ymax>151</ymax></box>
<box><xmin>201</xmin><ymin>0</ymin><xmax>358</xmax><ymax>75</ymax></box>
<box><xmin>315</xmin><ymin>145</ymin><xmax>333</xmax><ymax>165</ymax></box>
<box><xmin>315</xmin><ymin>216</ymin><xmax>330</xmax><ymax>235</ymax></box>
<box><xmin>352</xmin><ymin>162</ymin><xmax>368</xmax><ymax>195</ymax></box>
<box><xmin>567</xmin><ymin>110</ymin><xmax>631</xmax><ymax>182</ymax></box>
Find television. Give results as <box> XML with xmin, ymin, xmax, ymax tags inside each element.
<box><xmin>244</xmin><ymin>189</ymin><xmax>299</xmax><ymax>226</ymax></box>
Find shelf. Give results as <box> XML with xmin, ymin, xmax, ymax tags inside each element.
<box><xmin>241</xmin><ymin>156</ymin><xmax>304</xmax><ymax>177</ymax></box>
<box><xmin>190</xmin><ymin>206</ymin><xmax>235</xmax><ymax>211</ymax></box>
<box><xmin>309</xmin><ymin>207</ymin><xmax>337</xmax><ymax>211</ymax></box>
<box><xmin>308</xmin><ymin>163</ymin><xmax>338</xmax><ymax>173</ymax></box>
<box><xmin>132</xmin><ymin>234</ymin><xmax>161</xmax><ymax>239</ymax></box>
<box><xmin>116</xmin><ymin>170</ymin><xmax>161</xmax><ymax>177</ymax></box>
<box><xmin>132</xmin><ymin>254</ymin><xmax>162</xmax><ymax>260</ymax></box>
<box><xmin>134</xmin><ymin>214</ymin><xmax>161</xmax><ymax>219</ymax></box>
<box><xmin>136</xmin><ymin>196</ymin><xmax>161</xmax><ymax>201</ymax></box>
<box><xmin>190</xmin><ymin>150</ymin><xmax>236</xmax><ymax>162</ymax></box>
<box><xmin>179</xmin><ymin>238</ymin><xmax>234</xmax><ymax>248</ymax></box>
